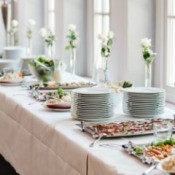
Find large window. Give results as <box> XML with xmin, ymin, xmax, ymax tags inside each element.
<box><xmin>45</xmin><ymin>0</ymin><xmax>55</xmax><ymax>31</ymax></box>
<box><xmin>166</xmin><ymin>0</ymin><xmax>175</xmax><ymax>87</ymax></box>
<box><xmin>93</xmin><ymin>0</ymin><xmax>110</xmax><ymax>67</ymax></box>
<box><xmin>164</xmin><ymin>0</ymin><xmax>175</xmax><ymax>103</ymax></box>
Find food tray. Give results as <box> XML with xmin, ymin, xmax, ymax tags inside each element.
<box><xmin>122</xmin><ymin>138</ymin><xmax>175</xmax><ymax>165</ymax></box>
<box><xmin>29</xmin><ymin>82</ymin><xmax>96</xmax><ymax>90</ymax></box>
<box><xmin>78</xmin><ymin>118</ymin><xmax>175</xmax><ymax>139</ymax></box>
<box><xmin>29</xmin><ymin>90</ymin><xmax>56</xmax><ymax>101</ymax></box>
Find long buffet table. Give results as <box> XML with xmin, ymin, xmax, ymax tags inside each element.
<box><xmin>0</xmin><ymin>82</ymin><xmax>174</xmax><ymax>175</ymax></box>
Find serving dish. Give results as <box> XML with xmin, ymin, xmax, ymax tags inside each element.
<box><xmin>157</xmin><ymin>155</ymin><xmax>175</xmax><ymax>174</ymax></box>
<box><xmin>44</xmin><ymin>94</ymin><xmax>71</xmax><ymax>112</ymax></box>
<box><xmin>122</xmin><ymin>138</ymin><xmax>175</xmax><ymax>165</ymax></box>
<box><xmin>44</xmin><ymin>105</ymin><xmax>70</xmax><ymax>112</ymax></box>
<box><xmin>78</xmin><ymin>118</ymin><xmax>175</xmax><ymax>139</ymax></box>
<box><xmin>29</xmin><ymin>81</ymin><xmax>96</xmax><ymax>90</ymax></box>
<box><xmin>0</xmin><ymin>72</ymin><xmax>23</xmax><ymax>86</ymax></box>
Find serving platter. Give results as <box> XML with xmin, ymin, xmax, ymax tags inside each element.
<box><xmin>44</xmin><ymin>105</ymin><xmax>70</xmax><ymax>112</ymax></box>
<box><xmin>122</xmin><ymin>138</ymin><xmax>175</xmax><ymax>165</ymax></box>
<box><xmin>78</xmin><ymin>118</ymin><xmax>175</xmax><ymax>139</ymax></box>
<box><xmin>0</xmin><ymin>81</ymin><xmax>23</xmax><ymax>86</ymax></box>
<box><xmin>29</xmin><ymin>82</ymin><xmax>96</xmax><ymax>90</ymax></box>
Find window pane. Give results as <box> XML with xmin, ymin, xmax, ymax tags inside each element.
<box><xmin>94</xmin><ymin>0</ymin><xmax>102</xmax><ymax>13</ymax></box>
<box><xmin>167</xmin><ymin>19</ymin><xmax>175</xmax><ymax>86</ymax></box>
<box><xmin>48</xmin><ymin>12</ymin><xmax>55</xmax><ymax>30</ymax></box>
<box><xmin>102</xmin><ymin>0</ymin><xmax>110</xmax><ymax>13</ymax></box>
<box><xmin>94</xmin><ymin>15</ymin><xmax>102</xmax><ymax>67</ymax></box>
<box><xmin>102</xmin><ymin>15</ymin><xmax>110</xmax><ymax>35</ymax></box>
<box><xmin>48</xmin><ymin>0</ymin><xmax>55</xmax><ymax>11</ymax></box>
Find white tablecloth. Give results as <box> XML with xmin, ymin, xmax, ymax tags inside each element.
<box><xmin>0</xmin><ymin>83</ymin><xmax>174</xmax><ymax>175</ymax></box>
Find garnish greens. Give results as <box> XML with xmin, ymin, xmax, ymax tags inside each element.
<box><xmin>133</xmin><ymin>138</ymin><xmax>175</xmax><ymax>156</ymax></box>
<box><xmin>151</xmin><ymin>138</ymin><xmax>175</xmax><ymax>147</ymax></box>
<box><xmin>57</xmin><ymin>88</ymin><xmax>67</xmax><ymax>98</ymax></box>
<box><xmin>122</xmin><ymin>81</ymin><xmax>133</xmax><ymax>88</ymax></box>
<box><xmin>134</xmin><ymin>147</ymin><xmax>143</xmax><ymax>155</ymax></box>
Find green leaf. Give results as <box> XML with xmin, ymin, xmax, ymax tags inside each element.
<box><xmin>122</xmin><ymin>81</ymin><xmax>133</xmax><ymax>88</ymax></box>
<box><xmin>134</xmin><ymin>147</ymin><xmax>143</xmax><ymax>155</ymax></box>
<box><xmin>65</xmin><ymin>45</ymin><xmax>71</xmax><ymax>50</ymax></box>
<box><xmin>57</xmin><ymin>88</ymin><xmax>67</xmax><ymax>98</ymax></box>
<box><xmin>107</xmin><ymin>39</ymin><xmax>113</xmax><ymax>46</ymax></box>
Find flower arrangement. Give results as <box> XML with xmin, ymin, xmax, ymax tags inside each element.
<box><xmin>141</xmin><ymin>38</ymin><xmax>157</xmax><ymax>87</ymax></box>
<box><xmin>26</xmin><ymin>19</ymin><xmax>36</xmax><ymax>40</ymax></box>
<box><xmin>98</xmin><ymin>31</ymin><xmax>114</xmax><ymax>83</ymax></box>
<box><xmin>8</xmin><ymin>19</ymin><xmax>18</xmax><ymax>46</ymax></box>
<box><xmin>40</xmin><ymin>28</ymin><xmax>56</xmax><ymax>47</ymax></box>
<box><xmin>26</xmin><ymin>19</ymin><xmax>36</xmax><ymax>55</ymax></box>
<box><xmin>65</xmin><ymin>24</ymin><xmax>79</xmax><ymax>75</ymax></box>
<box><xmin>98</xmin><ymin>31</ymin><xmax>114</xmax><ymax>61</ymax></box>
<box><xmin>141</xmin><ymin>38</ymin><xmax>157</xmax><ymax>65</ymax></box>
<box><xmin>65</xmin><ymin>24</ymin><xmax>79</xmax><ymax>50</ymax></box>
<box><xmin>40</xmin><ymin>28</ymin><xmax>56</xmax><ymax>59</ymax></box>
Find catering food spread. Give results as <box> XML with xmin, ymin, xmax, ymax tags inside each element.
<box><xmin>0</xmin><ymin>72</ymin><xmax>23</xmax><ymax>83</ymax></box>
<box><xmin>30</xmin><ymin>81</ymin><xmax>96</xmax><ymax>90</ymax></box>
<box><xmin>123</xmin><ymin>138</ymin><xmax>175</xmax><ymax>164</ymax></box>
<box><xmin>83</xmin><ymin>118</ymin><xmax>175</xmax><ymax>138</ymax></box>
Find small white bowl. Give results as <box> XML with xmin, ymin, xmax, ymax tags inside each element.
<box><xmin>157</xmin><ymin>156</ymin><xmax>175</xmax><ymax>175</ymax></box>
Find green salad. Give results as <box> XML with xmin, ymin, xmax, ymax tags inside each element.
<box><xmin>29</xmin><ymin>57</ymin><xmax>54</xmax><ymax>83</ymax></box>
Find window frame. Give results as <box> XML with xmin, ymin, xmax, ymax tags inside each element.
<box><xmin>44</xmin><ymin>0</ymin><xmax>56</xmax><ymax>30</ymax></box>
<box><xmin>86</xmin><ymin>0</ymin><xmax>111</xmax><ymax>77</ymax></box>
<box><xmin>44</xmin><ymin>0</ymin><xmax>64</xmax><ymax>59</ymax></box>
<box><xmin>163</xmin><ymin>0</ymin><xmax>175</xmax><ymax>103</ymax></box>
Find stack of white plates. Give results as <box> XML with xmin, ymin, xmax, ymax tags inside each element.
<box><xmin>123</xmin><ymin>87</ymin><xmax>165</xmax><ymax>118</ymax></box>
<box><xmin>71</xmin><ymin>87</ymin><xmax>115</xmax><ymax>121</ymax></box>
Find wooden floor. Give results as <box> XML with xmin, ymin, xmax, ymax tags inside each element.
<box><xmin>0</xmin><ymin>155</ymin><xmax>19</xmax><ymax>175</ymax></box>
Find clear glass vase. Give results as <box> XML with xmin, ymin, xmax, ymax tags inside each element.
<box><xmin>103</xmin><ymin>57</ymin><xmax>109</xmax><ymax>84</ymax></box>
<box><xmin>145</xmin><ymin>62</ymin><xmax>152</xmax><ymax>87</ymax></box>
<box><xmin>47</xmin><ymin>45</ymin><xmax>55</xmax><ymax>59</ymax></box>
<box><xmin>9</xmin><ymin>34</ymin><xmax>15</xmax><ymax>46</ymax></box>
<box><xmin>27</xmin><ymin>38</ymin><xmax>32</xmax><ymax>56</ymax></box>
<box><xmin>70</xmin><ymin>48</ymin><xmax>76</xmax><ymax>75</ymax></box>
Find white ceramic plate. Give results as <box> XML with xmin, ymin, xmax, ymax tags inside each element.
<box><xmin>0</xmin><ymin>81</ymin><xmax>23</xmax><ymax>86</ymax></box>
<box><xmin>157</xmin><ymin>156</ymin><xmax>175</xmax><ymax>175</ymax></box>
<box><xmin>72</xmin><ymin>87</ymin><xmax>115</xmax><ymax>95</ymax></box>
<box><xmin>44</xmin><ymin>105</ymin><xmax>70</xmax><ymax>112</ymax></box>
<box><xmin>124</xmin><ymin>87</ymin><xmax>165</xmax><ymax>94</ymax></box>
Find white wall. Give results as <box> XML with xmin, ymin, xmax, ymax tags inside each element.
<box><xmin>0</xmin><ymin>2</ymin><xmax>7</xmax><ymax>54</ymax></box>
<box><xmin>15</xmin><ymin>0</ymin><xmax>45</xmax><ymax>54</ymax></box>
<box><xmin>110</xmin><ymin>0</ymin><xmax>128</xmax><ymax>82</ymax></box>
<box><xmin>109</xmin><ymin>0</ymin><xmax>155</xmax><ymax>86</ymax></box>
<box><xmin>127</xmin><ymin>0</ymin><xmax>155</xmax><ymax>86</ymax></box>
<box><xmin>62</xmin><ymin>0</ymin><xmax>87</xmax><ymax>76</ymax></box>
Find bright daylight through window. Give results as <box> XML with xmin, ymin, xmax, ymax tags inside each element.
<box><xmin>94</xmin><ymin>0</ymin><xmax>110</xmax><ymax>63</ymax></box>
<box><xmin>167</xmin><ymin>0</ymin><xmax>175</xmax><ymax>87</ymax></box>
<box><xmin>47</xmin><ymin>0</ymin><xmax>55</xmax><ymax>31</ymax></box>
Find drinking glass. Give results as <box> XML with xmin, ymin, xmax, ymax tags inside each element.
<box><xmin>154</xmin><ymin>122</ymin><xmax>173</xmax><ymax>142</ymax></box>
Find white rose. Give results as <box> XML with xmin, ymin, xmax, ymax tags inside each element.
<box><xmin>108</xmin><ymin>31</ymin><xmax>114</xmax><ymax>39</ymax></box>
<box><xmin>48</xmin><ymin>28</ymin><xmax>55</xmax><ymax>35</ymax></box>
<box><xmin>12</xmin><ymin>20</ymin><xmax>18</xmax><ymax>27</ymax></box>
<box><xmin>98</xmin><ymin>34</ymin><xmax>106</xmax><ymax>42</ymax></box>
<box><xmin>69</xmin><ymin>24</ymin><xmax>76</xmax><ymax>31</ymax></box>
<box><xmin>141</xmin><ymin>38</ymin><xmax>152</xmax><ymax>48</ymax></box>
<box><xmin>39</xmin><ymin>28</ymin><xmax>47</xmax><ymax>37</ymax></box>
<box><xmin>28</xmin><ymin>19</ymin><xmax>36</xmax><ymax>26</ymax></box>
